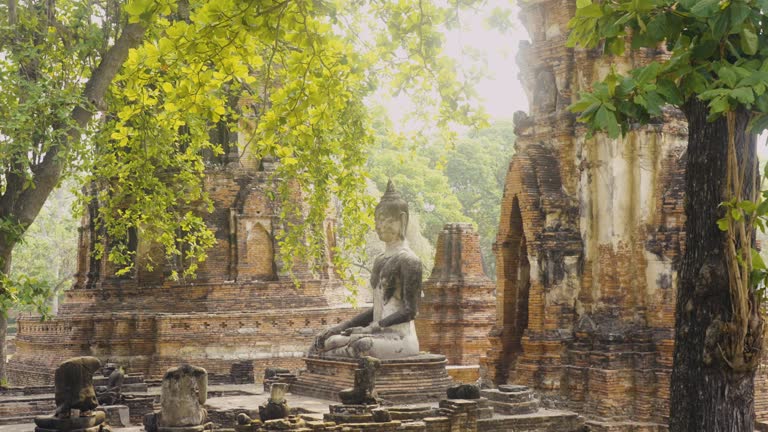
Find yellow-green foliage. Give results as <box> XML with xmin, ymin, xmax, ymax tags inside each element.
<box><xmin>0</xmin><ymin>0</ymin><xmax>489</xmax><ymax>303</ymax></box>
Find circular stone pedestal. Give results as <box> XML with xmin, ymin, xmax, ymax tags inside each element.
<box><xmin>291</xmin><ymin>354</ymin><xmax>452</xmax><ymax>404</ymax></box>
<box><xmin>34</xmin><ymin>412</ymin><xmax>107</xmax><ymax>432</ymax></box>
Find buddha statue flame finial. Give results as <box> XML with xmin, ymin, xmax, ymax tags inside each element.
<box><xmin>376</xmin><ymin>179</ymin><xmax>408</xmax><ymax>218</ymax></box>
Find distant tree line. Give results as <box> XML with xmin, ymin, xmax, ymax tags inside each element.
<box><xmin>367</xmin><ymin>117</ymin><xmax>515</xmax><ymax>278</ymax></box>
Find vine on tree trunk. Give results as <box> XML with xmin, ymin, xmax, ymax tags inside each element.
<box><xmin>718</xmin><ymin>112</ymin><xmax>765</xmax><ymax>372</ymax></box>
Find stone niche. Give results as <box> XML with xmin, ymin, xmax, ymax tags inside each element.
<box><xmin>477</xmin><ymin>0</ymin><xmax>726</xmax><ymax>430</ymax></box>
<box><xmin>415</xmin><ymin>223</ymin><xmax>495</xmax><ymax>372</ymax></box>
<box><xmin>9</xmin><ymin>138</ymin><xmax>356</xmax><ymax>386</ymax></box>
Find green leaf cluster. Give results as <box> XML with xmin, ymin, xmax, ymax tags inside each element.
<box><xmin>567</xmin><ymin>0</ymin><xmax>768</xmax><ymax>137</ymax></box>
<box><xmin>0</xmin><ymin>0</ymin><xmax>490</xmax><ymax>314</ymax></box>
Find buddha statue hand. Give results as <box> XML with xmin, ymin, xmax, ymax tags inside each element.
<box><xmin>314</xmin><ymin>325</ymin><xmax>345</xmax><ymax>351</ymax></box>
<box><xmin>342</xmin><ymin>322</ymin><xmax>381</xmax><ymax>336</ymax></box>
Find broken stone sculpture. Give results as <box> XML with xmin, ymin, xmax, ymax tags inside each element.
<box><xmin>259</xmin><ymin>383</ymin><xmax>290</xmax><ymax>421</ymax></box>
<box><xmin>447</xmin><ymin>384</ymin><xmax>481</xmax><ymax>400</ymax></box>
<box><xmin>339</xmin><ymin>356</ymin><xmax>381</xmax><ymax>405</ymax></box>
<box><xmin>314</xmin><ymin>180</ymin><xmax>422</xmax><ymax>359</ymax></box>
<box><xmin>96</xmin><ymin>363</ymin><xmax>124</xmax><ymax>406</ymax></box>
<box><xmin>143</xmin><ymin>364</ymin><xmax>212</xmax><ymax>432</ymax></box>
<box><xmin>34</xmin><ymin>356</ymin><xmax>109</xmax><ymax>432</ymax></box>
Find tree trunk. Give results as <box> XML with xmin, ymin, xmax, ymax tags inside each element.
<box><xmin>0</xmin><ymin>245</ymin><xmax>12</xmax><ymax>382</ymax></box>
<box><xmin>0</xmin><ymin>19</ymin><xmax>147</xmax><ymax>383</ymax></box>
<box><xmin>669</xmin><ymin>99</ymin><xmax>757</xmax><ymax>431</ymax></box>
<box><xmin>0</xmin><ymin>313</ymin><xmax>6</xmax><ymax>384</ymax></box>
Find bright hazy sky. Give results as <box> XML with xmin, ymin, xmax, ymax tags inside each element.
<box><xmin>445</xmin><ymin>4</ymin><xmax>530</xmax><ymax>119</ymax></box>
<box><xmin>373</xmin><ymin>2</ymin><xmax>530</xmax><ymax>128</ymax></box>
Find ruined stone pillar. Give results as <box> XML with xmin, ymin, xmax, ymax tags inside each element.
<box><xmin>415</xmin><ymin>223</ymin><xmax>495</xmax><ymax>367</ymax></box>
<box><xmin>481</xmin><ymin>0</ymin><xmax>689</xmax><ymax>428</ymax></box>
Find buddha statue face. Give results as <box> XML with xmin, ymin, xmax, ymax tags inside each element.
<box><xmin>375</xmin><ymin>211</ymin><xmax>404</xmax><ymax>243</ymax></box>
<box><xmin>375</xmin><ymin>181</ymin><xmax>409</xmax><ymax>244</ymax></box>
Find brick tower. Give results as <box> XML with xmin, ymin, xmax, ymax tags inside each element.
<box><xmin>415</xmin><ymin>223</ymin><xmax>495</xmax><ymax>381</ymax></box>
<box><xmin>481</xmin><ymin>0</ymin><xmax>690</xmax><ymax>429</ymax></box>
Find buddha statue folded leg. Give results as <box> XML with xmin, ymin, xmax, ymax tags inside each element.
<box><xmin>324</xmin><ymin>331</ymin><xmax>418</xmax><ymax>358</ymax></box>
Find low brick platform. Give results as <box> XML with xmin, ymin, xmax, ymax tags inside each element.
<box><xmin>585</xmin><ymin>419</ymin><xmax>667</xmax><ymax>432</ymax></box>
<box><xmin>481</xmin><ymin>384</ymin><xmax>539</xmax><ymax>415</ymax></box>
<box><xmin>477</xmin><ymin>409</ymin><xmax>585</xmax><ymax>432</ymax></box>
<box><xmin>291</xmin><ymin>354</ymin><xmax>453</xmax><ymax>404</ymax></box>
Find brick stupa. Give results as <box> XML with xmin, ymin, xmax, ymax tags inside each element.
<box><xmin>479</xmin><ymin>0</ymin><xmax>768</xmax><ymax>430</ymax></box>
<box><xmin>415</xmin><ymin>223</ymin><xmax>495</xmax><ymax>382</ymax></box>
<box><xmin>10</xmin><ymin>143</ymin><xmax>356</xmax><ymax>385</ymax></box>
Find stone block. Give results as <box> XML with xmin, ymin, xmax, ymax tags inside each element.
<box><xmin>34</xmin><ymin>412</ymin><xmax>105</xmax><ymax>430</ymax></box>
<box><xmin>97</xmin><ymin>405</ymin><xmax>129</xmax><ymax>427</ymax></box>
<box><xmin>34</xmin><ymin>427</ymin><xmax>103</xmax><ymax>432</ymax></box>
<box><xmin>157</xmin><ymin>423</ymin><xmax>213</xmax><ymax>432</ymax></box>
<box><xmin>447</xmin><ymin>384</ymin><xmax>480</xmax><ymax>400</ymax></box>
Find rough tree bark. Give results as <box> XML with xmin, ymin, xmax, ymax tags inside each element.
<box><xmin>669</xmin><ymin>99</ymin><xmax>758</xmax><ymax>431</ymax></box>
<box><xmin>0</xmin><ymin>21</ymin><xmax>147</xmax><ymax>382</ymax></box>
<box><xmin>0</xmin><ymin>315</ymin><xmax>5</xmax><ymax>385</ymax></box>
<box><xmin>0</xmin><ymin>247</ymin><xmax>9</xmax><ymax>385</ymax></box>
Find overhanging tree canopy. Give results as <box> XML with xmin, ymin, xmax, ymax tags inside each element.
<box><xmin>0</xmin><ymin>0</ymin><xmax>489</xmax><ymax>378</ymax></box>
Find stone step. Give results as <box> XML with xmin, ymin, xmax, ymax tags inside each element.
<box><xmin>491</xmin><ymin>399</ymin><xmax>541</xmax><ymax>415</ymax></box>
<box><xmin>478</xmin><ymin>407</ymin><xmax>494</xmax><ymax>419</ymax></box>
<box><xmin>0</xmin><ymin>415</ymin><xmax>35</xmax><ymax>425</ymax></box>
<box><xmin>477</xmin><ymin>409</ymin><xmax>584</xmax><ymax>431</ymax></box>
<box><xmin>480</xmin><ymin>387</ymin><xmax>540</xmax><ymax>415</ymax></box>
<box><xmin>498</xmin><ymin>384</ymin><xmax>531</xmax><ymax>393</ymax></box>
<box><xmin>480</xmin><ymin>388</ymin><xmax>537</xmax><ymax>404</ymax></box>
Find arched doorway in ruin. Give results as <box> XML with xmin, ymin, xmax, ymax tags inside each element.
<box><xmin>498</xmin><ymin>196</ymin><xmax>530</xmax><ymax>383</ymax></box>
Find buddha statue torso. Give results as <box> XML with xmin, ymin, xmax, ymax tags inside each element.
<box><xmin>368</xmin><ymin>248</ymin><xmax>420</xmax><ymax>355</ymax></box>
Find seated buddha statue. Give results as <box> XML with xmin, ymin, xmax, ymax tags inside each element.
<box><xmin>314</xmin><ymin>180</ymin><xmax>422</xmax><ymax>359</ymax></box>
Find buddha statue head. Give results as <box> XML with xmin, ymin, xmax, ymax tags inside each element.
<box><xmin>375</xmin><ymin>180</ymin><xmax>409</xmax><ymax>242</ymax></box>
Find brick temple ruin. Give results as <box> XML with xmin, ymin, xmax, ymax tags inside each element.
<box><xmin>9</xmin><ymin>142</ymin><xmax>357</xmax><ymax>386</ymax></box>
<box><xmin>8</xmin><ymin>1</ymin><xmax>768</xmax><ymax>431</ymax></box>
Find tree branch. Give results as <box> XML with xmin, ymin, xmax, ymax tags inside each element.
<box><xmin>7</xmin><ymin>0</ymin><xmax>16</xmax><ymax>26</ymax></box>
<box><xmin>0</xmin><ymin>21</ymin><xmax>148</xmax><ymax>230</ymax></box>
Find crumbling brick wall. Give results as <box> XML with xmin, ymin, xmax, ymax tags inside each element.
<box><xmin>480</xmin><ymin>0</ymin><xmax>697</xmax><ymax>428</ymax></box>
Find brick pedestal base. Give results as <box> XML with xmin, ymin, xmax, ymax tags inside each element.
<box><xmin>291</xmin><ymin>354</ymin><xmax>452</xmax><ymax>404</ymax></box>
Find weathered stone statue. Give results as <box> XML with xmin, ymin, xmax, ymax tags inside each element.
<box><xmin>143</xmin><ymin>364</ymin><xmax>211</xmax><ymax>432</ymax></box>
<box><xmin>258</xmin><ymin>383</ymin><xmax>290</xmax><ymax>421</ymax></box>
<box><xmin>34</xmin><ymin>356</ymin><xmax>109</xmax><ymax>431</ymax></box>
<box><xmin>96</xmin><ymin>363</ymin><xmax>124</xmax><ymax>405</ymax></box>
<box><xmin>314</xmin><ymin>180</ymin><xmax>422</xmax><ymax>359</ymax></box>
<box><xmin>338</xmin><ymin>356</ymin><xmax>381</xmax><ymax>405</ymax></box>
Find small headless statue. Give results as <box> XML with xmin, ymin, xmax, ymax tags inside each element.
<box><xmin>339</xmin><ymin>357</ymin><xmax>381</xmax><ymax>405</ymax></box>
<box><xmin>34</xmin><ymin>356</ymin><xmax>108</xmax><ymax>431</ymax></box>
<box><xmin>258</xmin><ymin>383</ymin><xmax>290</xmax><ymax>421</ymax></box>
<box><xmin>96</xmin><ymin>363</ymin><xmax>124</xmax><ymax>405</ymax></box>
<box><xmin>143</xmin><ymin>364</ymin><xmax>211</xmax><ymax>432</ymax></box>
<box><xmin>314</xmin><ymin>180</ymin><xmax>423</xmax><ymax>359</ymax></box>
